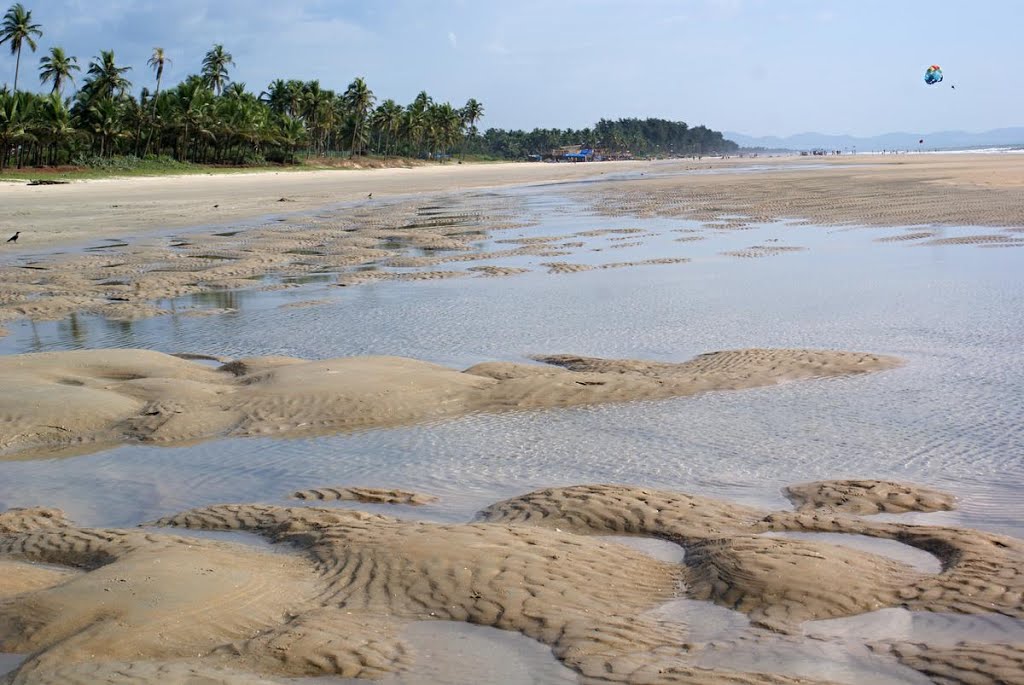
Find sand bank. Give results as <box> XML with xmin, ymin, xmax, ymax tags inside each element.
<box><xmin>1</xmin><ymin>479</ymin><xmax>1020</xmax><ymax>684</ymax></box>
<box><xmin>0</xmin><ymin>347</ymin><xmax>900</xmax><ymax>458</ymax></box>
<box><xmin>583</xmin><ymin>153</ymin><xmax>1024</xmax><ymax>228</ymax></box>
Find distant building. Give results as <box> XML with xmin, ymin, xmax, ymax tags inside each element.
<box><xmin>550</xmin><ymin>145</ymin><xmax>596</xmax><ymax>162</ymax></box>
<box><xmin>564</xmin><ymin>148</ymin><xmax>595</xmax><ymax>162</ymax></box>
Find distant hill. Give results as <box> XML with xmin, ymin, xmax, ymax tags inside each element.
<box><xmin>724</xmin><ymin>128</ymin><xmax>1024</xmax><ymax>151</ymax></box>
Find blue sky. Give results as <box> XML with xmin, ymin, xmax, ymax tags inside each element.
<box><xmin>4</xmin><ymin>0</ymin><xmax>1021</xmax><ymax>136</ymax></box>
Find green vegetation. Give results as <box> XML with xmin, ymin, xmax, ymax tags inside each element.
<box><xmin>0</xmin><ymin>3</ymin><xmax>735</xmax><ymax>174</ymax></box>
<box><xmin>474</xmin><ymin>118</ymin><xmax>737</xmax><ymax>159</ymax></box>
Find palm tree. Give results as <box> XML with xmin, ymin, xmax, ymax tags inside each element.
<box><xmin>0</xmin><ymin>3</ymin><xmax>42</xmax><ymax>92</ymax></box>
<box><xmin>342</xmin><ymin>76</ymin><xmax>374</xmax><ymax>156</ymax></box>
<box><xmin>224</xmin><ymin>81</ymin><xmax>246</xmax><ymax>99</ymax></box>
<box><xmin>174</xmin><ymin>77</ymin><xmax>215</xmax><ymax>161</ymax></box>
<box><xmin>426</xmin><ymin>102</ymin><xmax>461</xmax><ymax>161</ymax></box>
<box><xmin>141</xmin><ymin>47</ymin><xmax>169</xmax><ymax>156</ymax></box>
<box><xmin>373</xmin><ymin>98</ymin><xmax>402</xmax><ymax>157</ymax></box>
<box><xmin>0</xmin><ymin>89</ymin><xmax>26</xmax><ymax>167</ymax></box>
<box><xmin>38</xmin><ymin>46</ymin><xmax>79</xmax><ymax>95</ymax></box>
<box><xmin>260</xmin><ymin>78</ymin><xmax>289</xmax><ymax>116</ymax></box>
<box><xmin>275</xmin><ymin>115</ymin><xmax>306</xmax><ymax>163</ymax></box>
<box><xmin>285</xmin><ymin>79</ymin><xmax>305</xmax><ymax>118</ymax></box>
<box><xmin>83</xmin><ymin>50</ymin><xmax>131</xmax><ymax>101</ymax></box>
<box><xmin>87</xmin><ymin>96</ymin><xmax>123</xmax><ymax>157</ymax></box>
<box><xmin>459</xmin><ymin>97</ymin><xmax>484</xmax><ymax>161</ymax></box>
<box><xmin>147</xmin><ymin>47</ymin><xmax>170</xmax><ymax>101</ymax></box>
<box><xmin>38</xmin><ymin>92</ymin><xmax>80</xmax><ymax>164</ymax></box>
<box><xmin>201</xmin><ymin>43</ymin><xmax>233</xmax><ymax>96</ymax></box>
<box><xmin>406</xmin><ymin>90</ymin><xmax>432</xmax><ymax>157</ymax></box>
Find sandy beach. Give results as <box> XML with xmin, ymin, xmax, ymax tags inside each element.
<box><xmin>0</xmin><ymin>159</ymin><xmax>659</xmax><ymax>248</ymax></box>
<box><xmin>1</xmin><ymin>154</ymin><xmax>1022</xmax><ymax>252</ymax></box>
<box><xmin>2</xmin><ymin>153</ymin><xmax>1024</xmax><ymax>684</ymax></box>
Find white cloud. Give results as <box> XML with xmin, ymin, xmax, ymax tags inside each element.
<box><xmin>448</xmin><ymin>31</ymin><xmax>457</xmax><ymax>48</ymax></box>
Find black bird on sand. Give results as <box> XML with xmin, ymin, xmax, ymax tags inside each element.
<box><xmin>367</xmin><ymin>193</ymin><xmax>373</xmax><ymax>199</ymax></box>
<box><xmin>6</xmin><ymin>232</ymin><xmax>19</xmax><ymax>243</ymax></box>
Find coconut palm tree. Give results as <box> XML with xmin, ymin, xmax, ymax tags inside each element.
<box><xmin>223</xmin><ymin>82</ymin><xmax>246</xmax><ymax>100</ymax></box>
<box><xmin>275</xmin><ymin>115</ymin><xmax>306</xmax><ymax>163</ymax></box>
<box><xmin>87</xmin><ymin>97</ymin><xmax>124</xmax><ymax>157</ymax></box>
<box><xmin>0</xmin><ymin>89</ymin><xmax>26</xmax><ymax>167</ymax></box>
<box><xmin>459</xmin><ymin>97</ymin><xmax>484</xmax><ymax>161</ymax></box>
<box><xmin>141</xmin><ymin>47</ymin><xmax>169</xmax><ymax>156</ymax></box>
<box><xmin>174</xmin><ymin>77</ymin><xmax>215</xmax><ymax>161</ymax></box>
<box><xmin>285</xmin><ymin>79</ymin><xmax>304</xmax><ymax>118</ymax></box>
<box><xmin>426</xmin><ymin>102</ymin><xmax>461</xmax><ymax>161</ymax></box>
<box><xmin>201</xmin><ymin>43</ymin><xmax>233</xmax><ymax>96</ymax></box>
<box><xmin>147</xmin><ymin>48</ymin><xmax>170</xmax><ymax>101</ymax></box>
<box><xmin>38</xmin><ymin>91</ymin><xmax>81</xmax><ymax>164</ymax></box>
<box><xmin>405</xmin><ymin>91</ymin><xmax>432</xmax><ymax>157</ymax></box>
<box><xmin>38</xmin><ymin>46</ymin><xmax>79</xmax><ymax>95</ymax></box>
<box><xmin>83</xmin><ymin>50</ymin><xmax>132</xmax><ymax>101</ymax></box>
<box><xmin>342</xmin><ymin>76</ymin><xmax>374</xmax><ymax>156</ymax></box>
<box><xmin>373</xmin><ymin>98</ymin><xmax>402</xmax><ymax>157</ymax></box>
<box><xmin>0</xmin><ymin>3</ymin><xmax>42</xmax><ymax>92</ymax></box>
<box><xmin>260</xmin><ymin>78</ymin><xmax>289</xmax><ymax>116</ymax></box>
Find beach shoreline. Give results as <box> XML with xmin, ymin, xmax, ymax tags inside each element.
<box><xmin>1</xmin><ymin>153</ymin><xmax>1021</xmax><ymax>253</ymax></box>
<box><xmin>0</xmin><ymin>158</ymin><xmax>667</xmax><ymax>250</ymax></box>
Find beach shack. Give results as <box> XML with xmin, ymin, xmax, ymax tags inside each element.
<box><xmin>563</xmin><ymin>148</ymin><xmax>595</xmax><ymax>162</ymax></box>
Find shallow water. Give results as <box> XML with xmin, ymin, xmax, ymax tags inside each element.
<box><xmin>0</xmin><ymin>653</ymin><xmax>26</xmax><ymax>679</ymax></box>
<box><xmin>334</xmin><ymin>621</ymin><xmax>577</xmax><ymax>685</ymax></box>
<box><xmin>2</xmin><ymin>208</ymin><xmax>1021</xmax><ymax>535</ymax></box>
<box><xmin>1</xmin><ymin>184</ymin><xmax>1023</xmax><ymax>682</ymax></box>
<box><xmin>804</xmin><ymin>608</ymin><xmax>1024</xmax><ymax>645</ymax></box>
<box><xmin>758</xmin><ymin>531</ymin><xmax>943</xmax><ymax>573</ymax></box>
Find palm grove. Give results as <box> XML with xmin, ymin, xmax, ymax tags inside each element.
<box><xmin>0</xmin><ymin>3</ymin><xmax>734</xmax><ymax>170</ymax></box>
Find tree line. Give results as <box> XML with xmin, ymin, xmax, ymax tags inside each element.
<box><xmin>0</xmin><ymin>2</ymin><xmax>734</xmax><ymax>170</ymax></box>
<box><xmin>473</xmin><ymin>118</ymin><xmax>737</xmax><ymax>159</ymax></box>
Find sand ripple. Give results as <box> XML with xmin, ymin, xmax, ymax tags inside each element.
<box><xmin>783</xmin><ymin>479</ymin><xmax>958</xmax><ymax>515</ymax></box>
<box><xmin>2</xmin><ymin>480</ymin><xmax>1022</xmax><ymax>683</ymax></box>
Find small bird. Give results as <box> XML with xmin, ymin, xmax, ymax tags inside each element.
<box><xmin>6</xmin><ymin>231</ymin><xmax>19</xmax><ymax>243</ymax></box>
<box><xmin>213</xmin><ymin>204</ymin><xmax>219</xmax><ymax>208</ymax></box>
<box><xmin>367</xmin><ymin>193</ymin><xmax>373</xmax><ymax>199</ymax></box>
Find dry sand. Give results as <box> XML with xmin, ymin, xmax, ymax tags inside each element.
<box><xmin>0</xmin><ymin>347</ymin><xmax>900</xmax><ymax>458</ymax></box>
<box><xmin>0</xmin><ymin>159</ymin><xmax>655</xmax><ymax>249</ymax></box>
<box><xmin>2</xmin><ymin>480</ymin><xmax>1021</xmax><ymax>684</ymax></box>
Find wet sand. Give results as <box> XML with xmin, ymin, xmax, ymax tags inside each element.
<box><xmin>2</xmin><ymin>481</ymin><xmax>1021</xmax><ymax>684</ymax></box>
<box><xmin>0</xmin><ymin>154</ymin><xmax>1021</xmax><ymax>334</ymax></box>
<box><xmin>583</xmin><ymin>153</ymin><xmax>1024</xmax><ymax>228</ymax></box>
<box><xmin>0</xmin><ymin>347</ymin><xmax>899</xmax><ymax>458</ymax></box>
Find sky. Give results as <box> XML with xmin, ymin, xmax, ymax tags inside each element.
<box><xmin>3</xmin><ymin>0</ymin><xmax>1022</xmax><ymax>137</ymax></box>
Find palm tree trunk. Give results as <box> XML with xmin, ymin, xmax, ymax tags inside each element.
<box><xmin>143</xmin><ymin>78</ymin><xmax>162</xmax><ymax>157</ymax></box>
<box><xmin>13</xmin><ymin>47</ymin><xmax>21</xmax><ymax>92</ymax></box>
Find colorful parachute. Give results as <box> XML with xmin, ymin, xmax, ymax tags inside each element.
<box><xmin>924</xmin><ymin>65</ymin><xmax>943</xmax><ymax>85</ymax></box>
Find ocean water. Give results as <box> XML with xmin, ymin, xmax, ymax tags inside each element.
<box><xmin>1</xmin><ymin>184</ymin><xmax>1022</xmax><ymax>682</ymax></box>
